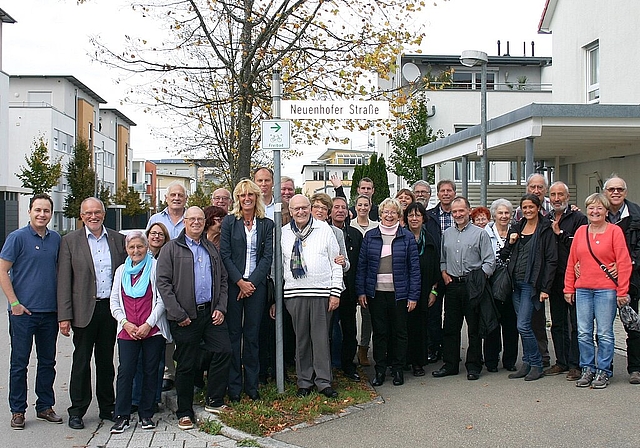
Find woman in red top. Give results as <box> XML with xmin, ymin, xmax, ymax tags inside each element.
<box><xmin>564</xmin><ymin>193</ymin><xmax>632</xmax><ymax>389</ymax></box>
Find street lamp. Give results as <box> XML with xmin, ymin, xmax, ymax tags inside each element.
<box><xmin>460</xmin><ymin>50</ymin><xmax>489</xmax><ymax>206</ymax></box>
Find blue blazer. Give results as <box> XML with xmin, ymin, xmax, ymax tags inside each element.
<box><xmin>220</xmin><ymin>214</ymin><xmax>274</xmax><ymax>286</ymax></box>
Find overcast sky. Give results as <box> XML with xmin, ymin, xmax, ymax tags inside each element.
<box><xmin>2</xmin><ymin>0</ymin><xmax>552</xmax><ymax>184</ymax></box>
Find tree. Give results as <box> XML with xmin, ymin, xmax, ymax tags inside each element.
<box><xmin>90</xmin><ymin>0</ymin><xmax>427</xmax><ymax>187</ymax></box>
<box><xmin>64</xmin><ymin>139</ymin><xmax>96</xmax><ymax>219</ymax></box>
<box><xmin>187</xmin><ymin>184</ymin><xmax>210</xmax><ymax>208</ymax></box>
<box><xmin>97</xmin><ymin>182</ymin><xmax>112</xmax><ymax>207</ymax></box>
<box><xmin>115</xmin><ymin>180</ymin><xmax>147</xmax><ymax>217</ymax></box>
<box><xmin>348</xmin><ymin>154</ymin><xmax>389</xmax><ymax>204</ymax></box>
<box><xmin>16</xmin><ymin>137</ymin><xmax>62</xmax><ymax>195</ymax></box>
<box><xmin>390</xmin><ymin>99</ymin><xmax>444</xmax><ymax>186</ymax></box>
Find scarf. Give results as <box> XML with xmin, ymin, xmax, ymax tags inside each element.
<box><xmin>290</xmin><ymin>216</ymin><xmax>314</xmax><ymax>279</ymax></box>
<box><xmin>122</xmin><ymin>252</ymin><xmax>153</xmax><ymax>298</ymax></box>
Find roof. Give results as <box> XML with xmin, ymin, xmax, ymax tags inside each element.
<box><xmin>100</xmin><ymin>108</ymin><xmax>137</xmax><ymax>127</ymax></box>
<box><xmin>0</xmin><ymin>8</ymin><xmax>16</xmax><ymax>24</ymax></box>
<box><xmin>10</xmin><ymin>75</ymin><xmax>107</xmax><ymax>104</ymax></box>
<box><xmin>538</xmin><ymin>0</ymin><xmax>558</xmax><ymax>33</ymax></box>
<box><xmin>417</xmin><ymin>103</ymin><xmax>640</xmax><ymax>165</ymax></box>
<box><xmin>402</xmin><ymin>54</ymin><xmax>552</xmax><ymax>67</ymax></box>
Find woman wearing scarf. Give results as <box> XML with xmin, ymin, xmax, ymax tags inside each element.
<box><xmin>282</xmin><ymin>194</ymin><xmax>343</xmax><ymax>398</ymax></box>
<box><xmin>356</xmin><ymin>198</ymin><xmax>421</xmax><ymax>387</ymax></box>
<box><xmin>499</xmin><ymin>194</ymin><xmax>557</xmax><ymax>381</ymax></box>
<box><xmin>109</xmin><ymin>231</ymin><xmax>170</xmax><ymax>434</ymax></box>
<box><xmin>403</xmin><ymin>201</ymin><xmax>441</xmax><ymax>377</ymax></box>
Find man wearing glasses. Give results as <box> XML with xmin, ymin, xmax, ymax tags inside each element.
<box><xmin>211</xmin><ymin>188</ymin><xmax>232</xmax><ymax>212</ymax></box>
<box><xmin>412</xmin><ymin>180</ymin><xmax>432</xmax><ymax>207</ymax></box>
<box><xmin>157</xmin><ymin>207</ymin><xmax>231</xmax><ymax>429</ymax></box>
<box><xmin>603</xmin><ymin>176</ymin><xmax>640</xmax><ymax>384</ymax></box>
<box><xmin>57</xmin><ymin>198</ymin><xmax>126</xmax><ymax>429</ymax></box>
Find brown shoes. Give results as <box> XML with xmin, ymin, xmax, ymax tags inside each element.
<box><xmin>178</xmin><ymin>416</ymin><xmax>194</xmax><ymax>430</ymax></box>
<box><xmin>37</xmin><ymin>408</ymin><xmax>63</xmax><ymax>424</ymax></box>
<box><xmin>566</xmin><ymin>368</ymin><xmax>582</xmax><ymax>381</ymax></box>
<box><xmin>11</xmin><ymin>412</ymin><xmax>25</xmax><ymax>430</ymax></box>
<box><xmin>357</xmin><ymin>346</ymin><xmax>370</xmax><ymax>366</ymax></box>
<box><xmin>629</xmin><ymin>371</ymin><xmax>640</xmax><ymax>384</ymax></box>
<box><xmin>543</xmin><ymin>364</ymin><xmax>568</xmax><ymax>376</ymax></box>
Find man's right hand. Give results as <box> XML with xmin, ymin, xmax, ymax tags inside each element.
<box><xmin>59</xmin><ymin>320</ymin><xmax>71</xmax><ymax>337</ymax></box>
<box><xmin>11</xmin><ymin>303</ymin><xmax>31</xmax><ymax>316</ymax></box>
<box><xmin>178</xmin><ymin>317</ymin><xmax>192</xmax><ymax>327</ymax></box>
<box><xmin>330</xmin><ymin>174</ymin><xmax>342</xmax><ymax>189</ymax></box>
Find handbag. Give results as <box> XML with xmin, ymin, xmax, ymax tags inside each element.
<box><xmin>490</xmin><ymin>262</ymin><xmax>512</xmax><ymax>302</ymax></box>
<box><xmin>585</xmin><ymin>225</ymin><xmax>618</xmax><ymax>286</ymax></box>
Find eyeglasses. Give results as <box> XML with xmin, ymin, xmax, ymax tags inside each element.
<box><xmin>81</xmin><ymin>211</ymin><xmax>104</xmax><ymax>217</ymax></box>
<box><xmin>381</xmin><ymin>210</ymin><xmax>398</xmax><ymax>215</ymax></box>
<box><xmin>213</xmin><ymin>196</ymin><xmax>231</xmax><ymax>201</ymax></box>
<box><xmin>212</xmin><ymin>217</ymin><xmax>223</xmax><ymax>223</ymax></box>
<box><xmin>312</xmin><ymin>204</ymin><xmax>328</xmax><ymax>211</ymax></box>
<box><xmin>185</xmin><ymin>217</ymin><xmax>205</xmax><ymax>223</ymax></box>
<box><xmin>290</xmin><ymin>206</ymin><xmax>310</xmax><ymax>212</ymax></box>
<box><xmin>148</xmin><ymin>231</ymin><xmax>166</xmax><ymax>238</ymax></box>
<box><xmin>606</xmin><ymin>187</ymin><xmax>626</xmax><ymax>193</ymax></box>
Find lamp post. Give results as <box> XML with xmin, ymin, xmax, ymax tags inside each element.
<box><xmin>460</xmin><ymin>50</ymin><xmax>488</xmax><ymax>206</ymax></box>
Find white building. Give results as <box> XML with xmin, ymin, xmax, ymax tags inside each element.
<box><xmin>417</xmin><ymin>0</ymin><xmax>640</xmax><ymax>206</ymax></box>
<box><xmin>300</xmin><ymin>148</ymin><xmax>374</xmax><ymax>198</ymax></box>
<box><xmin>0</xmin><ymin>8</ymin><xmax>15</xmax><ymax>246</ymax></box>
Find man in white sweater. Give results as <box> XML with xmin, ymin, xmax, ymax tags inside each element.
<box><xmin>282</xmin><ymin>194</ymin><xmax>343</xmax><ymax>398</ymax></box>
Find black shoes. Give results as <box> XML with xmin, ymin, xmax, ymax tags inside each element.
<box><xmin>140</xmin><ymin>417</ymin><xmax>156</xmax><ymax>430</ymax></box>
<box><xmin>486</xmin><ymin>366</ymin><xmax>499</xmax><ymax>373</ymax></box>
<box><xmin>504</xmin><ymin>365</ymin><xmax>517</xmax><ymax>372</ymax></box>
<box><xmin>247</xmin><ymin>392</ymin><xmax>260</xmax><ymax>401</ymax></box>
<box><xmin>467</xmin><ymin>372</ymin><xmax>480</xmax><ymax>381</ymax></box>
<box><xmin>432</xmin><ymin>367</ymin><xmax>457</xmax><ymax>378</ymax></box>
<box><xmin>99</xmin><ymin>410</ymin><xmax>115</xmax><ymax>422</ymax></box>
<box><xmin>371</xmin><ymin>372</ymin><xmax>386</xmax><ymax>386</ymax></box>
<box><xmin>427</xmin><ymin>350</ymin><xmax>442</xmax><ymax>364</ymax></box>
<box><xmin>110</xmin><ymin>417</ymin><xmax>130</xmax><ymax>434</ymax></box>
<box><xmin>68</xmin><ymin>415</ymin><xmax>84</xmax><ymax>430</ymax></box>
<box><xmin>319</xmin><ymin>387</ymin><xmax>338</xmax><ymax>398</ymax></box>
<box><xmin>296</xmin><ymin>388</ymin><xmax>312</xmax><ymax>397</ymax></box>
<box><xmin>344</xmin><ymin>371</ymin><xmax>361</xmax><ymax>382</ymax></box>
<box><xmin>392</xmin><ymin>371</ymin><xmax>404</xmax><ymax>386</ymax></box>
<box><xmin>412</xmin><ymin>366</ymin><xmax>426</xmax><ymax>377</ymax></box>
<box><xmin>162</xmin><ymin>379</ymin><xmax>174</xmax><ymax>391</ymax></box>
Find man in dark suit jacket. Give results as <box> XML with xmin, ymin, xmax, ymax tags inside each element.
<box><xmin>57</xmin><ymin>197</ymin><xmax>126</xmax><ymax>430</ymax></box>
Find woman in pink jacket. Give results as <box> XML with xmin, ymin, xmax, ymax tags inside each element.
<box><xmin>564</xmin><ymin>193</ymin><xmax>632</xmax><ymax>389</ymax></box>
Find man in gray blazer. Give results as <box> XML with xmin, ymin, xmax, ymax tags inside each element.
<box><xmin>57</xmin><ymin>197</ymin><xmax>126</xmax><ymax>430</ymax></box>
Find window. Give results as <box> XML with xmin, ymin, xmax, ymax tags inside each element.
<box><xmin>53</xmin><ymin>137</ymin><xmax>59</xmax><ymax>151</ymax></box>
<box><xmin>342</xmin><ymin>171</ymin><xmax>349</xmax><ymax>180</ymax></box>
<box><xmin>451</xmin><ymin>71</ymin><xmax>495</xmax><ymax>90</ymax></box>
<box><xmin>586</xmin><ymin>42</ymin><xmax>599</xmax><ymax>102</ymax></box>
<box><xmin>313</xmin><ymin>170</ymin><xmax>326</xmax><ymax>181</ymax></box>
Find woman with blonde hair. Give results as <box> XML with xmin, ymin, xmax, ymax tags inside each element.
<box><xmin>220</xmin><ymin>179</ymin><xmax>274</xmax><ymax>401</ymax></box>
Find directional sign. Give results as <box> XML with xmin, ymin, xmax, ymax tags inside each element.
<box><xmin>261</xmin><ymin>119</ymin><xmax>291</xmax><ymax>149</ymax></box>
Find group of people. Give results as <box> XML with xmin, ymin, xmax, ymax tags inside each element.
<box><xmin>3</xmin><ymin>167</ymin><xmax>640</xmax><ymax>435</ymax></box>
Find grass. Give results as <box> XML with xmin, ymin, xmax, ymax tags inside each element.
<box><xmin>197</xmin><ymin>368</ymin><xmax>377</xmax><ymax>437</ymax></box>
<box><xmin>199</xmin><ymin>417</ymin><xmax>222</xmax><ymax>435</ymax></box>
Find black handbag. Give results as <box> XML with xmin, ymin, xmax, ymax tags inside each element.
<box><xmin>490</xmin><ymin>262</ymin><xmax>513</xmax><ymax>302</ymax></box>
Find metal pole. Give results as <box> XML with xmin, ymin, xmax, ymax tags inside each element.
<box><xmin>323</xmin><ymin>162</ymin><xmax>328</xmax><ymax>193</ymax></box>
<box><xmin>525</xmin><ymin>137</ymin><xmax>535</xmax><ymax>179</ymax></box>
<box><xmin>480</xmin><ymin>62</ymin><xmax>488</xmax><ymax>206</ymax></box>
<box><xmin>461</xmin><ymin>155</ymin><xmax>468</xmax><ymax>198</ymax></box>
<box><xmin>271</xmin><ymin>69</ymin><xmax>285</xmax><ymax>394</ymax></box>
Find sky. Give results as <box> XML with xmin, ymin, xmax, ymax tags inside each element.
<box><xmin>2</xmin><ymin>0</ymin><xmax>552</xmax><ymax>185</ymax></box>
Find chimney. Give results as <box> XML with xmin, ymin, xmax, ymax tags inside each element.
<box><xmin>497</xmin><ymin>40</ymin><xmax>501</xmax><ymax>56</ymax></box>
<box><xmin>505</xmin><ymin>41</ymin><xmax>510</xmax><ymax>56</ymax></box>
<box><xmin>531</xmin><ymin>41</ymin><xmax>535</xmax><ymax>57</ymax></box>
<box><xmin>523</xmin><ymin>41</ymin><xmax>526</xmax><ymax>56</ymax></box>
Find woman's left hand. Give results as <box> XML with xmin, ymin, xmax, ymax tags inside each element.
<box><xmin>334</xmin><ymin>255</ymin><xmax>346</xmax><ymax>267</ymax></box>
<box><xmin>407</xmin><ymin>300</ymin><xmax>417</xmax><ymax>312</ymax></box>
<box><xmin>135</xmin><ymin>323</ymin><xmax>151</xmax><ymax>339</ymax></box>
<box><xmin>617</xmin><ymin>295</ymin><xmax>630</xmax><ymax>307</ymax></box>
<box><xmin>539</xmin><ymin>292</ymin><xmax>549</xmax><ymax>302</ymax></box>
<box><xmin>123</xmin><ymin>321</ymin><xmax>139</xmax><ymax>339</ymax></box>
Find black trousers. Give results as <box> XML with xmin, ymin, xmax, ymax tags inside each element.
<box><xmin>369</xmin><ymin>291</ymin><xmax>409</xmax><ymax>375</ymax></box>
<box><xmin>426</xmin><ymin>294</ymin><xmax>444</xmax><ymax>354</ymax></box>
<box><xmin>169</xmin><ymin>305</ymin><xmax>231</xmax><ymax>419</ymax></box>
<box><xmin>338</xmin><ymin>288</ymin><xmax>358</xmax><ymax>375</ymax></box>
<box><xmin>442</xmin><ymin>282</ymin><xmax>482</xmax><ymax>374</ymax></box>
<box><xmin>549</xmin><ymin>276</ymin><xmax>580</xmax><ymax>369</ymax></box>
<box><xmin>68</xmin><ymin>300</ymin><xmax>116</xmax><ymax>417</ymax></box>
<box><xmin>483</xmin><ymin>295</ymin><xmax>519</xmax><ymax>369</ymax></box>
<box><xmin>625</xmin><ymin>296</ymin><xmax>640</xmax><ymax>373</ymax></box>
<box><xmin>407</xmin><ymin>297</ymin><xmax>428</xmax><ymax>367</ymax></box>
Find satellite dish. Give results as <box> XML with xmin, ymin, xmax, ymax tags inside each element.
<box><xmin>402</xmin><ymin>63</ymin><xmax>421</xmax><ymax>83</ymax></box>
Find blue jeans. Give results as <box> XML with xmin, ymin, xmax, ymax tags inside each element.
<box><xmin>8</xmin><ymin>312</ymin><xmax>58</xmax><ymax>413</ymax></box>
<box><xmin>575</xmin><ymin>288</ymin><xmax>617</xmax><ymax>376</ymax></box>
<box><xmin>512</xmin><ymin>282</ymin><xmax>543</xmax><ymax>368</ymax></box>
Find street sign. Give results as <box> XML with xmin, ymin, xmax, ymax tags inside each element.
<box><xmin>261</xmin><ymin>119</ymin><xmax>291</xmax><ymax>149</ymax></box>
<box><xmin>281</xmin><ymin>100</ymin><xmax>390</xmax><ymax>119</ymax></box>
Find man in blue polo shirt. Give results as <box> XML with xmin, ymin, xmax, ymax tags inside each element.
<box><xmin>0</xmin><ymin>194</ymin><xmax>62</xmax><ymax>429</ymax></box>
